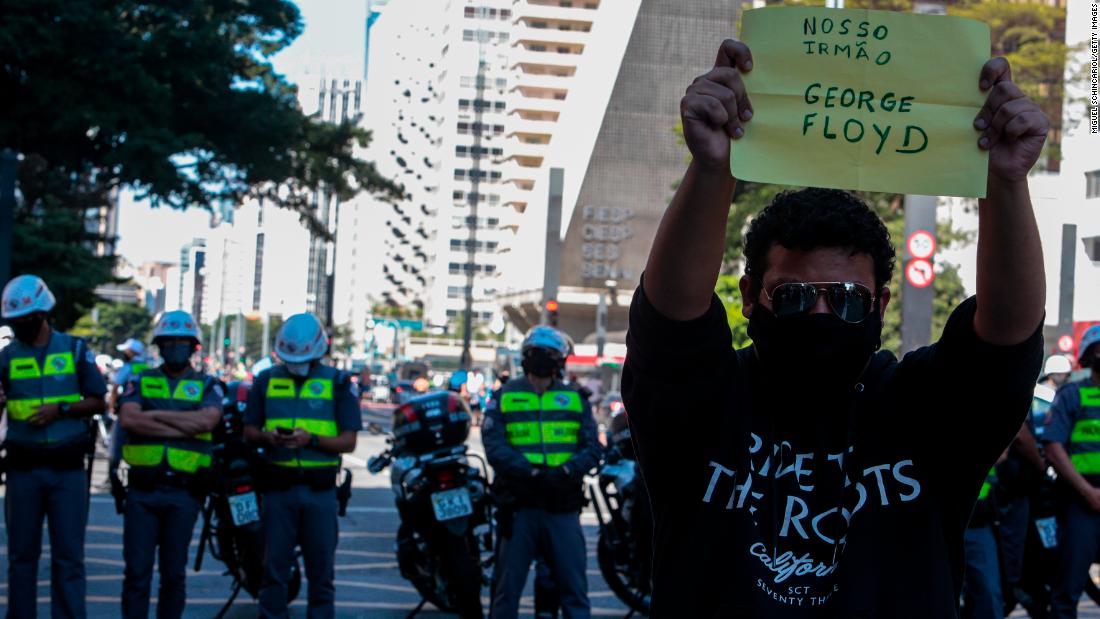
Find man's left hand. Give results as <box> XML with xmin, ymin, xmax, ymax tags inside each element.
<box><xmin>975</xmin><ymin>57</ymin><xmax>1050</xmax><ymax>183</ymax></box>
<box><xmin>27</xmin><ymin>403</ymin><xmax>60</xmax><ymax>426</ymax></box>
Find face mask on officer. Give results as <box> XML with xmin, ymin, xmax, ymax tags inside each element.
<box><xmin>10</xmin><ymin>313</ymin><xmax>45</xmax><ymax>345</ymax></box>
<box><xmin>285</xmin><ymin>361</ymin><xmax>312</xmax><ymax>377</ymax></box>
<box><xmin>522</xmin><ymin>348</ymin><xmax>561</xmax><ymax>379</ymax></box>
<box><xmin>159</xmin><ymin>341</ymin><xmax>194</xmax><ymax>371</ymax></box>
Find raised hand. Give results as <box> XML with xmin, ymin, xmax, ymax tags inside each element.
<box><xmin>680</xmin><ymin>39</ymin><xmax>755</xmax><ymax>172</ymax></box>
<box><xmin>974</xmin><ymin>57</ymin><xmax>1049</xmax><ymax>183</ymax></box>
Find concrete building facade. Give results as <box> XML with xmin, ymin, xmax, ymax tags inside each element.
<box><xmin>497</xmin><ymin>0</ymin><xmax>741</xmax><ymax>353</ymax></box>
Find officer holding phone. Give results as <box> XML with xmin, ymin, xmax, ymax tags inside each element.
<box><xmin>243</xmin><ymin>313</ymin><xmax>362</xmax><ymax>619</ymax></box>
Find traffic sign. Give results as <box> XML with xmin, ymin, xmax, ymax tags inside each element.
<box><xmin>907</xmin><ymin>230</ymin><xmax>936</xmax><ymax>260</ymax></box>
<box><xmin>1058</xmin><ymin>335</ymin><xmax>1075</xmax><ymax>353</ymax></box>
<box><xmin>905</xmin><ymin>259</ymin><xmax>935</xmax><ymax>288</ymax></box>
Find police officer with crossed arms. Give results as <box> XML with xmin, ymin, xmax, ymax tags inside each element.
<box><xmin>117</xmin><ymin>310</ymin><xmax>222</xmax><ymax>619</ymax></box>
<box><xmin>482</xmin><ymin>325</ymin><xmax>600</xmax><ymax>619</ymax></box>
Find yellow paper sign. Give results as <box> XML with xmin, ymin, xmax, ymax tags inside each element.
<box><xmin>730</xmin><ymin>7</ymin><xmax>991</xmax><ymax>198</ymax></box>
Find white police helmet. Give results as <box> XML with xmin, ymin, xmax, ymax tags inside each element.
<box><xmin>152</xmin><ymin>310</ymin><xmax>201</xmax><ymax>342</ymax></box>
<box><xmin>2</xmin><ymin>275</ymin><xmax>56</xmax><ymax>319</ymax></box>
<box><xmin>1042</xmin><ymin>355</ymin><xmax>1073</xmax><ymax>377</ymax></box>
<box><xmin>117</xmin><ymin>338</ymin><xmax>146</xmax><ymax>356</ymax></box>
<box><xmin>275</xmin><ymin>313</ymin><xmax>328</xmax><ymax>363</ymax></box>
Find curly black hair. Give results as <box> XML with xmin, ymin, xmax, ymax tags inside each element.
<box><xmin>742</xmin><ymin>188</ymin><xmax>895</xmax><ymax>295</ymax></box>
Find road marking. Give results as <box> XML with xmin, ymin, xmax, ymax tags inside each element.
<box><xmin>333</xmin><ymin>562</ymin><xmax>400</xmax><ymax>570</ymax></box>
<box><xmin>342</xmin><ymin>454</ymin><xmax>368</xmax><ymax>467</ymax></box>
<box><xmin>344</xmin><ymin>506</ymin><xmax>398</xmax><ymax>514</ymax></box>
<box><xmin>331</xmin><ymin>580</ymin><xmax>418</xmax><ymax>594</ymax></box>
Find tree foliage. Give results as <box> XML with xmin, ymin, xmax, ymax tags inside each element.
<box><xmin>199</xmin><ymin>314</ymin><xmax>284</xmax><ymax>366</ymax></box>
<box><xmin>949</xmin><ymin>1</ymin><xmax>1068</xmax><ymax>168</ymax></box>
<box><xmin>70</xmin><ymin>301</ymin><xmax>153</xmax><ymax>353</ymax></box>
<box><xmin>703</xmin><ymin>0</ymin><xmax>1066</xmax><ymax>352</ymax></box>
<box><xmin>1</xmin><ymin>0</ymin><xmax>403</xmax><ymax>324</ymax></box>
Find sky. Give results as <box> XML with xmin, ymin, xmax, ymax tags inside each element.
<box><xmin>115</xmin><ymin>0</ymin><xmax>368</xmax><ymax>267</ymax></box>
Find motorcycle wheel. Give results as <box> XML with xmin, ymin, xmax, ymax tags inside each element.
<box><xmin>439</xmin><ymin>532</ymin><xmax>484</xmax><ymax>619</ymax></box>
<box><xmin>397</xmin><ymin>526</ymin><xmax>455</xmax><ymax>613</ymax></box>
<box><xmin>597</xmin><ymin>528</ymin><xmax>651</xmax><ymax>615</ymax></box>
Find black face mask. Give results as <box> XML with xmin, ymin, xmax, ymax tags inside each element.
<box><xmin>160</xmin><ymin>343</ymin><xmax>193</xmax><ymax>372</ymax></box>
<box><xmin>748</xmin><ymin>304</ymin><xmax>882</xmax><ymax>391</ymax></box>
<box><xmin>522</xmin><ymin>349</ymin><xmax>561</xmax><ymax>379</ymax></box>
<box><xmin>11</xmin><ymin>314</ymin><xmax>45</xmax><ymax>345</ymax></box>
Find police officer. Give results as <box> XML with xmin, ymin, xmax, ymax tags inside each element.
<box><xmin>116</xmin><ymin>310</ymin><xmax>221</xmax><ymax>618</ymax></box>
<box><xmin>482</xmin><ymin>326</ymin><xmax>599</xmax><ymax>619</ymax></box>
<box><xmin>963</xmin><ymin>464</ymin><xmax>1006</xmax><ymax>619</ymax></box>
<box><xmin>243</xmin><ymin>313</ymin><xmax>362</xmax><ymax>619</ymax></box>
<box><xmin>109</xmin><ymin>338</ymin><xmax>149</xmax><ymax>470</ymax></box>
<box><xmin>1043</xmin><ymin>325</ymin><xmax>1100</xmax><ymax>619</ymax></box>
<box><xmin>0</xmin><ymin>275</ymin><xmax>108</xmax><ymax>619</ymax></box>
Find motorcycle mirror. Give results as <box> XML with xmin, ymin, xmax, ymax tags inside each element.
<box><xmin>367</xmin><ymin>455</ymin><xmax>388</xmax><ymax>474</ymax></box>
<box><xmin>366</xmin><ymin>422</ymin><xmax>384</xmax><ymax>436</ymax></box>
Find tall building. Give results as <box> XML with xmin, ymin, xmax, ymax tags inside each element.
<box><xmin>164</xmin><ymin>238</ymin><xmax>207</xmax><ymax>322</ymax></box>
<box><xmin>364</xmin><ymin>0</ymin><xmax>396</xmax><ymax>89</ymax></box>
<box><xmin>428</xmin><ymin>0</ymin><xmax>517</xmax><ymax>333</ymax></box>
<box><xmin>355</xmin><ymin>0</ymin><xmax>447</xmax><ymax>322</ymax></box>
<box><xmin>497</xmin><ymin>0</ymin><xmax>741</xmax><ymax>352</ymax></box>
<box><xmin>359</xmin><ymin>0</ymin><xmax>517</xmax><ymax>332</ymax></box>
<box><xmin>307</xmin><ymin>78</ymin><xmax>363</xmax><ymax>326</ymax></box>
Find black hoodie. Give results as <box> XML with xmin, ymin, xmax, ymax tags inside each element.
<box><xmin>622</xmin><ymin>284</ymin><xmax>1042</xmax><ymax>618</ymax></box>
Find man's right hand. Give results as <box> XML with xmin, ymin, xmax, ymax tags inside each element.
<box><xmin>1084</xmin><ymin>486</ymin><xmax>1100</xmax><ymax>512</ymax></box>
<box><xmin>680</xmin><ymin>39</ymin><xmax>754</xmax><ymax>172</ymax></box>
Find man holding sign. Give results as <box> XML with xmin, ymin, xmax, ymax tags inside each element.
<box><xmin>622</xmin><ymin>7</ymin><xmax>1047</xmax><ymax>617</ymax></box>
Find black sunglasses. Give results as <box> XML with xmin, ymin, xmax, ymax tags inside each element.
<box><xmin>763</xmin><ymin>282</ymin><xmax>877</xmax><ymax>323</ymax></box>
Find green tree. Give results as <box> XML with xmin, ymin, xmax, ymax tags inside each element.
<box><xmin>70</xmin><ymin>301</ymin><xmax>154</xmax><ymax>353</ymax></box>
<box><xmin>2</xmin><ymin>0</ymin><xmax>403</xmax><ymax>321</ymax></box>
<box><xmin>13</xmin><ymin>162</ymin><xmax>118</xmax><ymax>330</ymax></box>
<box><xmin>199</xmin><ymin>314</ymin><xmax>284</xmax><ymax>365</ymax></box>
<box><xmin>716</xmin><ymin>274</ymin><xmax>752</xmax><ymax>348</ymax></box>
<box><xmin>371</xmin><ymin>304</ymin><xmax>424</xmax><ymax>320</ymax></box>
<box><xmin>949</xmin><ymin>1</ymin><xmax>1068</xmax><ymax>169</ymax></box>
<box><xmin>688</xmin><ymin>0</ymin><xmax>1070</xmax><ymax>353</ymax></box>
<box><xmin>331</xmin><ymin>323</ymin><xmax>357</xmax><ymax>357</ymax></box>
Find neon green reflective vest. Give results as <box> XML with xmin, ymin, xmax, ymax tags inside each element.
<box><xmin>1067</xmin><ymin>383</ymin><xmax>1100</xmax><ymax>477</ymax></box>
<box><xmin>122</xmin><ymin>367</ymin><xmax>215</xmax><ymax>474</ymax></box>
<box><xmin>262</xmin><ymin>364</ymin><xmax>341</xmax><ymax>469</ymax></box>
<box><xmin>2</xmin><ymin>331</ymin><xmax>87</xmax><ymax>446</ymax></box>
<box><xmin>977</xmin><ymin>467</ymin><xmax>997</xmax><ymax>502</ymax></box>
<box><xmin>128</xmin><ymin>358</ymin><xmax>148</xmax><ymax>376</ymax></box>
<box><xmin>498</xmin><ymin>378</ymin><xmax>585</xmax><ymax>468</ymax></box>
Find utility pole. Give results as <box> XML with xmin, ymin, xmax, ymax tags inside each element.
<box><xmin>899</xmin><ymin>0</ymin><xmax>946</xmax><ymax>355</ymax></box>
<box><xmin>261</xmin><ymin>312</ymin><xmax>271</xmax><ymax>359</ymax></box>
<box><xmin>0</xmin><ymin>149</ymin><xmax>20</xmax><ymax>285</ymax></box>
<box><xmin>460</xmin><ymin>38</ymin><xmax>489</xmax><ymax>370</ymax></box>
<box><xmin>542</xmin><ymin>169</ymin><xmax>564</xmax><ymax>325</ymax></box>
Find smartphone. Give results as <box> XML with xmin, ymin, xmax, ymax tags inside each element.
<box><xmin>276</xmin><ymin>427</ymin><xmax>294</xmax><ymax>436</ymax></box>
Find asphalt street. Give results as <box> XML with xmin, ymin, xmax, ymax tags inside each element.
<box><xmin>0</xmin><ymin>401</ymin><xmax>1096</xmax><ymax>617</ymax></box>
<box><xmin>0</xmin><ymin>402</ymin><xmax>631</xmax><ymax>618</ymax></box>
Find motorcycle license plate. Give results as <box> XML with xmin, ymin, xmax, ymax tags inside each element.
<box><xmin>228</xmin><ymin>492</ymin><xmax>261</xmax><ymax>527</ymax></box>
<box><xmin>430</xmin><ymin>488</ymin><xmax>473</xmax><ymax>522</ymax></box>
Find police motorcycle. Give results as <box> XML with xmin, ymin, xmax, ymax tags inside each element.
<box><xmin>589</xmin><ymin>408</ymin><xmax>652</xmax><ymax>617</ymax></box>
<box><xmin>368</xmin><ymin>391</ymin><xmax>492</xmax><ymax>618</ymax></box>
